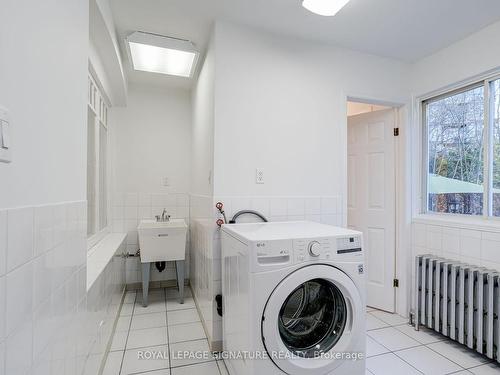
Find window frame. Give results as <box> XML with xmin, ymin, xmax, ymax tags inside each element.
<box><xmin>421</xmin><ymin>72</ymin><xmax>500</xmax><ymax>220</ymax></box>
<box><xmin>87</xmin><ymin>72</ymin><xmax>111</xmax><ymax>249</ymax></box>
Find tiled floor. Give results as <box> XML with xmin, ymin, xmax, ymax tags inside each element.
<box><xmin>103</xmin><ymin>289</ymin><xmax>500</xmax><ymax>375</ymax></box>
<box><xmin>102</xmin><ymin>288</ymin><xmax>228</xmax><ymax>375</ymax></box>
<box><xmin>365</xmin><ymin>307</ymin><xmax>498</xmax><ymax>375</ymax></box>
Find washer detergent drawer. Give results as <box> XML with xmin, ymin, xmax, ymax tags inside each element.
<box><xmin>252</xmin><ymin>239</ymin><xmax>293</xmax><ymax>270</ymax></box>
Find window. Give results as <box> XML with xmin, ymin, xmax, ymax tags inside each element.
<box><xmin>87</xmin><ymin>74</ymin><xmax>109</xmax><ymax>244</ymax></box>
<box><xmin>423</xmin><ymin>77</ymin><xmax>500</xmax><ymax>217</ymax></box>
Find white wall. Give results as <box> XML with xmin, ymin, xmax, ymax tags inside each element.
<box><xmin>189</xmin><ymin>33</ymin><xmax>220</xmax><ymax>349</ymax></box>
<box><xmin>0</xmin><ymin>0</ymin><xmax>88</xmax><ymax>209</ymax></box>
<box><xmin>111</xmin><ymin>85</ymin><xmax>192</xmax><ymax>283</ymax></box>
<box><xmin>407</xmin><ymin>20</ymin><xmax>500</xmax><ymax>313</ymax></box>
<box><xmin>112</xmin><ymin>85</ymin><xmax>191</xmax><ymax>195</ymax></box>
<box><xmin>412</xmin><ymin>20</ymin><xmax>500</xmax><ymax>97</ymax></box>
<box><xmin>212</xmin><ymin>22</ymin><xmax>410</xmax><ymax>198</ymax></box>
<box><xmin>191</xmin><ymin>34</ymin><xmax>216</xmax><ymax>197</ymax></box>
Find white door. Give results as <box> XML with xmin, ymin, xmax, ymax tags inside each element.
<box><xmin>347</xmin><ymin>109</ymin><xmax>396</xmax><ymax>312</ymax></box>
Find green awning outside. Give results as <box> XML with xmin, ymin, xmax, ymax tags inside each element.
<box><xmin>429</xmin><ymin>174</ymin><xmax>500</xmax><ymax>194</ymax></box>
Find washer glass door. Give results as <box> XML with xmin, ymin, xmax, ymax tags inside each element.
<box><xmin>278</xmin><ymin>278</ymin><xmax>347</xmax><ymax>358</ymax></box>
<box><xmin>261</xmin><ymin>264</ymin><xmax>364</xmax><ymax>375</ymax></box>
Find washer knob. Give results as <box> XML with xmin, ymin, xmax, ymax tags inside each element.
<box><xmin>308</xmin><ymin>241</ymin><xmax>321</xmax><ymax>257</ymax></box>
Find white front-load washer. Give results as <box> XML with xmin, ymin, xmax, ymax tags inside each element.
<box><xmin>221</xmin><ymin>221</ymin><xmax>365</xmax><ymax>375</ymax></box>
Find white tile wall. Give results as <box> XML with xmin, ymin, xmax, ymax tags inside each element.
<box><xmin>190</xmin><ymin>194</ymin><xmax>343</xmax><ymax>350</ymax></box>
<box><xmin>0</xmin><ymin>201</ymin><xmax>126</xmax><ymax>375</ymax></box>
<box><xmin>411</xmin><ymin>219</ymin><xmax>500</xmax><ymax>310</ymax></box>
<box><xmin>112</xmin><ymin>192</ymin><xmax>190</xmax><ymax>284</ymax></box>
<box><xmin>412</xmin><ymin>221</ymin><xmax>500</xmax><ymax>270</ymax></box>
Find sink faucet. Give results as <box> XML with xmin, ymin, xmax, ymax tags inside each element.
<box><xmin>157</xmin><ymin>208</ymin><xmax>171</xmax><ymax>222</ymax></box>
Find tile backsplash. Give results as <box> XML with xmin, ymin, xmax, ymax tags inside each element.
<box><xmin>112</xmin><ymin>192</ymin><xmax>190</xmax><ymax>285</ymax></box>
<box><xmin>189</xmin><ymin>194</ymin><xmax>344</xmax><ymax>350</ymax></box>
<box><xmin>411</xmin><ymin>218</ymin><xmax>500</xmax><ymax>312</ymax></box>
<box><xmin>1</xmin><ymin>202</ymin><xmax>83</xmax><ymax>374</ymax></box>
<box><xmin>0</xmin><ymin>201</ymin><xmax>126</xmax><ymax>375</ymax></box>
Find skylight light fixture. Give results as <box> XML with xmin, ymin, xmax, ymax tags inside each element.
<box><xmin>126</xmin><ymin>31</ymin><xmax>199</xmax><ymax>78</ymax></box>
<box><xmin>302</xmin><ymin>0</ymin><xmax>351</xmax><ymax>16</ymax></box>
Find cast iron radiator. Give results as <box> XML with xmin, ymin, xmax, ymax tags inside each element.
<box><xmin>415</xmin><ymin>255</ymin><xmax>500</xmax><ymax>362</ymax></box>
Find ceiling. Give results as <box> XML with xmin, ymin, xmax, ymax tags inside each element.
<box><xmin>110</xmin><ymin>0</ymin><xmax>500</xmax><ymax>88</ymax></box>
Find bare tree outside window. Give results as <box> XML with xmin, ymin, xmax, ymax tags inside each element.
<box><xmin>426</xmin><ymin>85</ymin><xmax>485</xmax><ymax>215</ymax></box>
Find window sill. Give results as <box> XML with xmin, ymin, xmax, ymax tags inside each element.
<box><xmin>413</xmin><ymin>213</ymin><xmax>500</xmax><ymax>233</ymax></box>
<box><xmin>87</xmin><ymin>233</ymin><xmax>127</xmax><ymax>291</ymax></box>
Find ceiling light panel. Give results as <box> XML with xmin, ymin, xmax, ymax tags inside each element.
<box><xmin>302</xmin><ymin>0</ymin><xmax>351</xmax><ymax>16</ymax></box>
<box><xmin>126</xmin><ymin>32</ymin><xmax>199</xmax><ymax>78</ymax></box>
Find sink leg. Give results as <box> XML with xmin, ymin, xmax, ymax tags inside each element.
<box><xmin>141</xmin><ymin>262</ymin><xmax>151</xmax><ymax>307</ymax></box>
<box><xmin>175</xmin><ymin>260</ymin><xmax>185</xmax><ymax>304</ymax></box>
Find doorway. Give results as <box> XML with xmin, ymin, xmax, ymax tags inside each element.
<box><xmin>347</xmin><ymin>100</ymin><xmax>397</xmax><ymax>312</ymax></box>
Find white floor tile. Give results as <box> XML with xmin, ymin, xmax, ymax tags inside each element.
<box><xmin>217</xmin><ymin>360</ymin><xmax>229</xmax><ymax>375</ymax></box>
<box><xmin>121</xmin><ymin>345</ymin><xmax>169</xmax><ymax>375</ymax></box>
<box><xmin>395</xmin><ymin>325</ymin><xmax>444</xmax><ymax>345</ymax></box>
<box><xmin>166</xmin><ymin>288</ymin><xmax>192</xmax><ymax>300</ymax></box>
<box><xmin>468</xmin><ymin>363</ymin><xmax>500</xmax><ymax>374</ymax></box>
<box><xmin>124</xmin><ymin>291</ymin><xmax>137</xmax><ymax>304</ymax></box>
<box><xmin>171</xmin><ymin>361</ymin><xmax>220</xmax><ymax>375</ymax></box>
<box><xmin>127</xmin><ymin>327</ymin><xmax>168</xmax><ymax>350</ymax></box>
<box><xmin>120</xmin><ymin>303</ymin><xmax>135</xmax><ymax>316</ymax></box>
<box><xmin>369</xmin><ymin>310</ymin><xmax>408</xmax><ymax>326</ymax></box>
<box><xmin>396</xmin><ymin>346</ymin><xmax>462</xmax><ymax>375</ymax></box>
<box><xmin>366</xmin><ymin>335</ymin><xmax>390</xmax><ymax>357</ymax></box>
<box><xmin>367</xmin><ymin>327</ymin><xmax>421</xmax><ymax>351</ymax></box>
<box><xmin>427</xmin><ymin>341</ymin><xmax>490</xmax><ymax>369</ymax></box>
<box><xmin>167</xmin><ymin>309</ymin><xmax>200</xmax><ymax>326</ymax></box>
<box><xmin>134</xmin><ymin>369</ymin><xmax>171</xmax><ymax>375</ymax></box>
<box><xmin>167</xmin><ymin>298</ymin><xmax>195</xmax><ymax>312</ymax></box>
<box><xmin>111</xmin><ymin>331</ymin><xmax>128</xmax><ymax>352</ymax></box>
<box><xmin>131</xmin><ymin>312</ymin><xmax>167</xmax><ymax>331</ymax></box>
<box><xmin>135</xmin><ymin>300</ymin><xmax>167</xmax><ymax>315</ymax></box>
<box><xmin>168</xmin><ymin>321</ymin><xmax>206</xmax><ymax>344</ymax></box>
<box><xmin>137</xmin><ymin>290</ymin><xmax>166</xmax><ymax>304</ymax></box>
<box><xmin>102</xmin><ymin>351</ymin><xmax>123</xmax><ymax>375</ymax></box>
<box><xmin>116</xmin><ymin>316</ymin><xmax>132</xmax><ymax>332</ymax></box>
<box><xmin>366</xmin><ymin>313</ymin><xmax>389</xmax><ymax>331</ymax></box>
<box><xmin>169</xmin><ymin>339</ymin><xmax>216</xmax><ymax>368</ymax></box>
<box><xmin>367</xmin><ymin>353</ymin><xmax>421</xmax><ymax>375</ymax></box>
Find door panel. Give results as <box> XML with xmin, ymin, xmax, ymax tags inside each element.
<box><xmin>347</xmin><ymin>109</ymin><xmax>396</xmax><ymax>312</ymax></box>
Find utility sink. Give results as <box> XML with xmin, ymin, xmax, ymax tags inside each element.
<box><xmin>137</xmin><ymin>218</ymin><xmax>188</xmax><ymax>307</ymax></box>
<box><xmin>137</xmin><ymin>219</ymin><xmax>187</xmax><ymax>263</ymax></box>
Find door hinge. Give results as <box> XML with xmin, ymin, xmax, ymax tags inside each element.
<box><xmin>393</xmin><ymin>128</ymin><xmax>400</xmax><ymax>136</ymax></box>
<box><xmin>393</xmin><ymin>278</ymin><xmax>399</xmax><ymax>288</ymax></box>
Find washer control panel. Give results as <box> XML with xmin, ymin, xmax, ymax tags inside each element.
<box><xmin>337</xmin><ymin>236</ymin><xmax>362</xmax><ymax>254</ymax></box>
<box><xmin>294</xmin><ymin>238</ymin><xmax>333</xmax><ymax>263</ymax></box>
<box><xmin>293</xmin><ymin>235</ymin><xmax>363</xmax><ymax>263</ymax></box>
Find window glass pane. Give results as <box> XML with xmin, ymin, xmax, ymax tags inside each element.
<box><xmin>99</xmin><ymin>123</ymin><xmax>107</xmax><ymax>230</ymax></box>
<box><xmin>87</xmin><ymin>107</ymin><xmax>96</xmax><ymax>236</ymax></box>
<box><xmin>426</xmin><ymin>85</ymin><xmax>485</xmax><ymax>215</ymax></box>
<box><xmin>492</xmin><ymin>79</ymin><xmax>500</xmax><ymax>217</ymax></box>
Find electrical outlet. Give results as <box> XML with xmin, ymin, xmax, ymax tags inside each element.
<box><xmin>256</xmin><ymin>168</ymin><xmax>264</xmax><ymax>184</ymax></box>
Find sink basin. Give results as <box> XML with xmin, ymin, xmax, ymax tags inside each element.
<box><xmin>137</xmin><ymin>219</ymin><xmax>187</xmax><ymax>263</ymax></box>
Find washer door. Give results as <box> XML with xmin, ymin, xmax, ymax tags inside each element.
<box><xmin>261</xmin><ymin>265</ymin><xmax>363</xmax><ymax>375</ymax></box>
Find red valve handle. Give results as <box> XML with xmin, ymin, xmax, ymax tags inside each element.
<box><xmin>216</xmin><ymin>202</ymin><xmax>224</xmax><ymax>210</ymax></box>
<box><xmin>216</xmin><ymin>219</ymin><xmax>224</xmax><ymax>227</ymax></box>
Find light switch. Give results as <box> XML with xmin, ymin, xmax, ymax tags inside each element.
<box><xmin>1</xmin><ymin>121</ymin><xmax>10</xmax><ymax>149</ymax></box>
